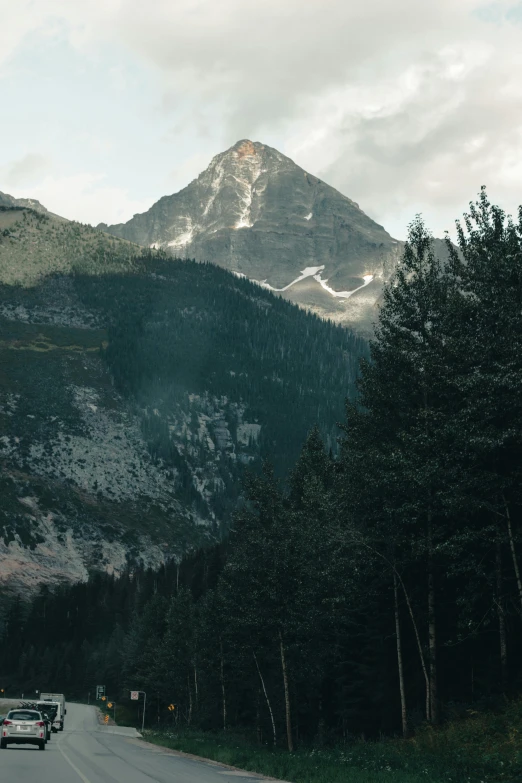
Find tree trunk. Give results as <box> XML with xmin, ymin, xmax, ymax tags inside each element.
<box><xmin>496</xmin><ymin>534</ymin><xmax>508</xmax><ymax>694</ymax></box>
<box><xmin>220</xmin><ymin>639</ymin><xmax>227</xmax><ymax>731</ymax></box>
<box><xmin>393</xmin><ymin>567</ymin><xmax>430</xmax><ymax>721</ymax></box>
<box><xmin>256</xmin><ymin>689</ymin><xmax>262</xmax><ymax>745</ymax></box>
<box><xmin>187</xmin><ymin>674</ymin><xmax>193</xmax><ymax>725</ymax></box>
<box><xmin>393</xmin><ymin>572</ymin><xmax>409</xmax><ymax>737</ymax></box>
<box><xmin>194</xmin><ymin>664</ymin><xmax>199</xmax><ymax>709</ymax></box>
<box><xmin>353</xmin><ymin>536</ymin><xmax>430</xmax><ymax>721</ymax></box>
<box><xmin>317</xmin><ymin>696</ymin><xmax>325</xmax><ymax>747</ymax></box>
<box><xmin>503</xmin><ymin>494</ymin><xmax>522</xmax><ymax>617</ymax></box>
<box><xmin>428</xmin><ymin>516</ymin><xmax>438</xmax><ymax>725</ymax></box>
<box><xmin>279</xmin><ymin>630</ymin><xmax>293</xmax><ymax>752</ymax></box>
<box><xmin>253</xmin><ymin>651</ymin><xmax>277</xmax><ymax>746</ymax></box>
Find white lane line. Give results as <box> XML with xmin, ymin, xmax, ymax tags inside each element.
<box><xmin>57</xmin><ymin>738</ymin><xmax>94</xmax><ymax>783</ymax></box>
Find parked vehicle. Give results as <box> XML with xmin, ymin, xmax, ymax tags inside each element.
<box><xmin>39</xmin><ymin>693</ymin><xmax>66</xmax><ymax>731</ymax></box>
<box><xmin>1</xmin><ymin>709</ymin><xmax>46</xmax><ymax>750</ymax></box>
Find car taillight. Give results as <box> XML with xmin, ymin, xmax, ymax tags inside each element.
<box><xmin>3</xmin><ymin>720</ymin><xmax>12</xmax><ymax>725</ymax></box>
<box><xmin>36</xmin><ymin>721</ymin><xmax>45</xmax><ymax>727</ymax></box>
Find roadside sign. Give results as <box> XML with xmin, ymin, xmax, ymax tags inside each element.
<box><xmin>104</xmin><ymin>715</ymin><xmax>109</xmax><ymax>724</ymax></box>
<box><xmin>96</xmin><ymin>685</ymin><xmax>105</xmax><ymax>700</ymax></box>
<box><xmin>168</xmin><ymin>704</ymin><xmax>175</xmax><ymax>712</ymax></box>
<box><xmin>108</xmin><ymin>702</ymin><xmax>113</xmax><ymax>709</ymax></box>
<box><xmin>101</xmin><ymin>695</ymin><xmax>107</xmax><ymax>702</ymax></box>
<box><xmin>130</xmin><ymin>690</ymin><xmax>147</xmax><ymax>732</ymax></box>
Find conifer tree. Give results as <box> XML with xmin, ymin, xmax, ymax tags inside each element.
<box><xmin>445</xmin><ymin>188</ymin><xmax>522</xmax><ymax>618</ymax></box>
<box><xmin>341</xmin><ymin>216</ymin><xmax>453</xmax><ymax>724</ymax></box>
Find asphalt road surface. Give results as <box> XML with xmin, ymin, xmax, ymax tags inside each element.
<box><xmin>0</xmin><ymin>703</ymin><xmax>281</xmax><ymax>782</ymax></box>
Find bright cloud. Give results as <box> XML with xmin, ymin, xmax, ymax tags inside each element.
<box><xmin>29</xmin><ymin>173</ymin><xmax>150</xmax><ymax>226</ymax></box>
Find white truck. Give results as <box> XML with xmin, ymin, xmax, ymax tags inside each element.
<box><xmin>39</xmin><ymin>693</ymin><xmax>66</xmax><ymax>732</ymax></box>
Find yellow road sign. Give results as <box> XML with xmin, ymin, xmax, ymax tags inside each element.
<box><xmin>168</xmin><ymin>704</ymin><xmax>175</xmax><ymax>711</ymax></box>
<box><xmin>104</xmin><ymin>715</ymin><xmax>109</xmax><ymax>723</ymax></box>
<box><xmin>108</xmin><ymin>702</ymin><xmax>113</xmax><ymax>708</ymax></box>
<box><xmin>101</xmin><ymin>695</ymin><xmax>107</xmax><ymax>701</ymax></box>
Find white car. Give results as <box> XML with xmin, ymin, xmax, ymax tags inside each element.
<box><xmin>1</xmin><ymin>709</ymin><xmax>47</xmax><ymax>750</ymax></box>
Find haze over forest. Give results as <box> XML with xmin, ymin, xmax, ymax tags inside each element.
<box><xmin>1</xmin><ymin>4</ymin><xmax>522</xmax><ymax>783</ymax></box>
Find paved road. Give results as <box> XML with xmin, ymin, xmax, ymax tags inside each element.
<box><xmin>0</xmin><ymin>703</ymin><xmax>278</xmax><ymax>782</ymax></box>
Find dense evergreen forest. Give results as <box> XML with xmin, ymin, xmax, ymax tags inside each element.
<box><xmin>74</xmin><ymin>257</ymin><xmax>368</xmax><ymax>511</ymax></box>
<box><xmin>1</xmin><ymin>190</ymin><xmax>522</xmax><ymax>750</ymax></box>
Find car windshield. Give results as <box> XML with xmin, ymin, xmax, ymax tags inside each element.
<box><xmin>8</xmin><ymin>711</ymin><xmax>40</xmax><ymax>721</ymax></box>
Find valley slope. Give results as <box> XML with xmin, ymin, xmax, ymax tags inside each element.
<box><xmin>0</xmin><ymin>205</ymin><xmax>139</xmax><ymax>285</ymax></box>
<box><xmin>0</xmin><ymin>244</ymin><xmax>366</xmax><ymax>593</ymax></box>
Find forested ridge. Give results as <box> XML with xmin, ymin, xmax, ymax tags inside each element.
<box><xmin>74</xmin><ymin>256</ymin><xmax>367</xmax><ymax>478</ymax></box>
<box><xmin>1</xmin><ymin>192</ymin><xmax>522</xmax><ymax>778</ymax></box>
<box><xmin>0</xmin><ymin>255</ymin><xmax>366</xmax><ymax>557</ymax></box>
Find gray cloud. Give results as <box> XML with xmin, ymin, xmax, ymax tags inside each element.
<box><xmin>5</xmin><ymin>153</ymin><xmax>51</xmax><ymax>187</ymax></box>
<box><xmin>310</xmin><ymin>41</ymin><xmax>522</xmax><ymax>236</ymax></box>
<box><xmin>103</xmin><ymin>0</ymin><xmax>522</xmax><ymax>235</ymax></box>
<box><xmin>2</xmin><ymin>0</ymin><xmax>522</xmax><ymax>236</ymax></box>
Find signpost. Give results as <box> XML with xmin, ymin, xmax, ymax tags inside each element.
<box><xmin>131</xmin><ymin>690</ymin><xmax>147</xmax><ymax>733</ymax></box>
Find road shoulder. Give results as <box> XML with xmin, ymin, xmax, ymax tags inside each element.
<box><xmin>129</xmin><ymin>737</ymin><xmax>292</xmax><ymax>782</ymax></box>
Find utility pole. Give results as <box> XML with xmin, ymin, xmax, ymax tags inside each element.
<box><xmin>141</xmin><ymin>692</ymin><xmax>146</xmax><ymax>734</ymax></box>
<box><xmin>130</xmin><ymin>690</ymin><xmax>147</xmax><ymax>733</ymax></box>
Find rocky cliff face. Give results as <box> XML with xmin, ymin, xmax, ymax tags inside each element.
<box><xmin>0</xmin><ymin>261</ymin><xmax>364</xmax><ymax>594</ymax></box>
<box><xmin>100</xmin><ymin>140</ymin><xmax>402</xmax><ymax>331</ymax></box>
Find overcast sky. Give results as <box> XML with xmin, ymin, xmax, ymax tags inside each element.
<box><xmin>1</xmin><ymin>0</ymin><xmax>521</xmax><ymax>239</ymax></box>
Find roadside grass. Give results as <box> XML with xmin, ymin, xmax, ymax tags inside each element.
<box><xmin>141</xmin><ymin>698</ymin><xmax>522</xmax><ymax>783</ymax></box>
<box><xmin>142</xmin><ymin>732</ymin><xmax>433</xmax><ymax>783</ymax></box>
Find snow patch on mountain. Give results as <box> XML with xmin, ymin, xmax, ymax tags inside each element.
<box><xmin>233</xmin><ymin>149</ymin><xmax>263</xmax><ymax>229</ymax></box>
<box><xmin>256</xmin><ymin>266</ymin><xmax>376</xmax><ymax>300</ymax></box>
<box><xmin>203</xmin><ymin>160</ymin><xmax>225</xmax><ymax>216</ymax></box>
<box><xmin>258</xmin><ymin>266</ymin><xmax>325</xmax><ymax>292</ymax></box>
<box><xmin>314</xmin><ymin>273</ymin><xmax>375</xmax><ymax>299</ymax></box>
<box><xmin>168</xmin><ymin>218</ymin><xmax>195</xmax><ymax>248</ymax></box>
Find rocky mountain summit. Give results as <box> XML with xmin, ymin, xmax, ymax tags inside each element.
<box><xmin>100</xmin><ymin>140</ymin><xmax>402</xmax><ymax>331</ymax></box>
<box><xmin>0</xmin><ymin>189</ymin><xmax>50</xmax><ymax>214</ymax></box>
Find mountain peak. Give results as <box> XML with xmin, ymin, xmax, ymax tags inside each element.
<box><xmin>235</xmin><ymin>139</ymin><xmax>258</xmax><ymax>156</ymax></box>
<box><xmin>212</xmin><ymin>139</ymin><xmax>294</xmax><ymax>173</ymax></box>
<box><xmin>101</xmin><ymin>140</ymin><xmax>400</xmax><ymax>330</ymax></box>
<box><xmin>231</xmin><ymin>139</ymin><xmax>261</xmax><ymax>156</ymax></box>
<box><xmin>0</xmin><ymin>189</ymin><xmax>49</xmax><ymax>214</ymax></box>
